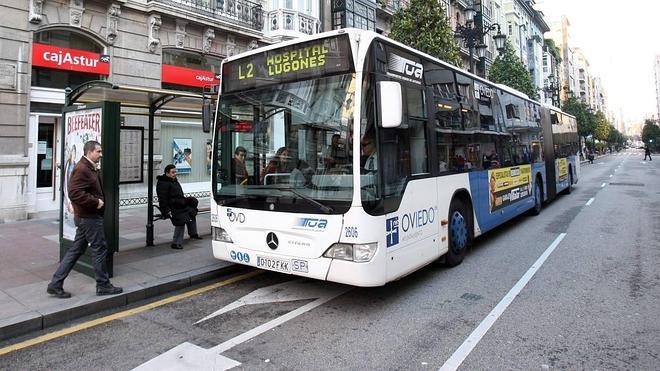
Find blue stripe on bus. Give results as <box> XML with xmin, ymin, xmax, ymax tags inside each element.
<box><xmin>468</xmin><ymin>163</ymin><xmax>546</xmax><ymax>234</ymax></box>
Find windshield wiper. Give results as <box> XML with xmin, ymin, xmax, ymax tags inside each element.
<box><xmin>254</xmin><ymin>186</ymin><xmax>333</xmax><ymax>214</ymax></box>
<box><xmin>281</xmin><ymin>187</ymin><xmax>334</xmax><ymax>214</ymax></box>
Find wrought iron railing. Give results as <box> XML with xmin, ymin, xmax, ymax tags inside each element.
<box><xmin>119</xmin><ymin>191</ymin><xmax>211</xmax><ymax>207</ymax></box>
<box><xmin>267</xmin><ymin>9</ymin><xmax>319</xmax><ymax>35</ymax></box>
<box><xmin>151</xmin><ymin>0</ymin><xmax>264</xmax><ymax>31</ymax></box>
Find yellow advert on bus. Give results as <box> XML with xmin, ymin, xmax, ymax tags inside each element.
<box><xmin>557</xmin><ymin>158</ymin><xmax>568</xmax><ymax>182</ymax></box>
<box><xmin>489</xmin><ymin>165</ymin><xmax>532</xmax><ymax>213</ymax></box>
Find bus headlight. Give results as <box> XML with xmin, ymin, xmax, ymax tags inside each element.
<box><xmin>212</xmin><ymin>227</ymin><xmax>233</xmax><ymax>243</ymax></box>
<box><xmin>323</xmin><ymin>243</ymin><xmax>377</xmax><ymax>262</ymax></box>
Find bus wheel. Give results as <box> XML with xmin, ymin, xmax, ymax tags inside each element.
<box><xmin>530</xmin><ymin>180</ymin><xmax>542</xmax><ymax>215</ymax></box>
<box><xmin>565</xmin><ymin>168</ymin><xmax>573</xmax><ymax>194</ymax></box>
<box><xmin>445</xmin><ymin>199</ymin><xmax>470</xmax><ymax>267</ymax></box>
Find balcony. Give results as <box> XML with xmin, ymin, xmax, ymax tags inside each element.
<box><xmin>377</xmin><ymin>0</ymin><xmax>408</xmax><ymax>17</ymax></box>
<box><xmin>266</xmin><ymin>9</ymin><xmax>320</xmax><ymax>38</ymax></box>
<box><xmin>149</xmin><ymin>0</ymin><xmax>264</xmax><ymax>32</ymax></box>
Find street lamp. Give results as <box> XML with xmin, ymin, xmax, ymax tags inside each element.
<box><xmin>543</xmin><ymin>74</ymin><xmax>560</xmax><ymax>107</ymax></box>
<box><xmin>454</xmin><ymin>1</ymin><xmax>506</xmax><ymax>76</ymax></box>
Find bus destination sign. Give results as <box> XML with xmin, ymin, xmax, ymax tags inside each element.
<box><xmin>222</xmin><ymin>34</ymin><xmax>353</xmax><ymax>94</ymax></box>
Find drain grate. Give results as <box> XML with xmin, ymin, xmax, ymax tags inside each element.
<box><xmin>608</xmin><ymin>182</ymin><xmax>645</xmax><ymax>187</ymax></box>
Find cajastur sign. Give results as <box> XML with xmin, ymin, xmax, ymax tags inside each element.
<box><xmin>162</xmin><ymin>64</ymin><xmax>220</xmax><ymax>88</ymax></box>
<box><xmin>32</xmin><ymin>43</ymin><xmax>110</xmax><ymax>75</ymax></box>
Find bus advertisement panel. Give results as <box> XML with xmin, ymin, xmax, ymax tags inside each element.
<box><xmin>557</xmin><ymin>158</ymin><xmax>568</xmax><ymax>182</ymax></box>
<box><xmin>488</xmin><ymin>165</ymin><xmax>532</xmax><ymax>213</ymax></box>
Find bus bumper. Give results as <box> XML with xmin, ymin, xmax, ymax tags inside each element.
<box><xmin>212</xmin><ymin>241</ymin><xmax>387</xmax><ymax>287</ymax></box>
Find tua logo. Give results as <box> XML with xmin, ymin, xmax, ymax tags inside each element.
<box><xmin>386</xmin><ymin>217</ymin><xmax>399</xmax><ymax>247</ymax></box>
<box><xmin>297</xmin><ymin>218</ymin><xmax>328</xmax><ymax>230</ymax></box>
<box><xmin>404</xmin><ymin>62</ymin><xmax>423</xmax><ymax>79</ymax></box>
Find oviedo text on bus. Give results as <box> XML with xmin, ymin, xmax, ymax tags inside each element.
<box><xmin>200</xmin><ymin>28</ymin><xmax>579</xmax><ymax>287</ymax></box>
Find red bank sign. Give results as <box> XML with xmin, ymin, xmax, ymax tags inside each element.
<box><xmin>162</xmin><ymin>64</ymin><xmax>219</xmax><ymax>88</ymax></box>
<box><xmin>32</xmin><ymin>43</ymin><xmax>110</xmax><ymax>75</ymax></box>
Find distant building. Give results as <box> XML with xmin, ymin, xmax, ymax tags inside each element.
<box><xmin>655</xmin><ymin>55</ymin><xmax>660</xmax><ymax>121</ymax></box>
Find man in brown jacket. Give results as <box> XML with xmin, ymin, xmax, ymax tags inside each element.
<box><xmin>47</xmin><ymin>141</ymin><xmax>123</xmax><ymax>298</ymax></box>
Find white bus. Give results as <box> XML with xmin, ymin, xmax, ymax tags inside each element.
<box><xmin>206</xmin><ymin>29</ymin><xmax>579</xmax><ymax>286</ymax></box>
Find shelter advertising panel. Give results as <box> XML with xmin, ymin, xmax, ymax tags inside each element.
<box><xmin>62</xmin><ymin>107</ymin><xmax>103</xmax><ymax>240</ymax></box>
<box><xmin>488</xmin><ymin>165</ymin><xmax>532</xmax><ymax>213</ymax></box>
<box><xmin>173</xmin><ymin>138</ymin><xmax>192</xmax><ymax>174</ymax></box>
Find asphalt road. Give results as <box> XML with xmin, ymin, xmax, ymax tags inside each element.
<box><xmin>1</xmin><ymin>149</ymin><xmax>658</xmax><ymax>370</ymax></box>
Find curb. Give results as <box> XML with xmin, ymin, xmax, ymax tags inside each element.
<box><xmin>0</xmin><ymin>263</ymin><xmax>241</xmax><ymax>342</ymax></box>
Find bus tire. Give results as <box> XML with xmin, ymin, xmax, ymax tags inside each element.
<box><xmin>445</xmin><ymin>199</ymin><xmax>470</xmax><ymax>267</ymax></box>
<box><xmin>565</xmin><ymin>167</ymin><xmax>573</xmax><ymax>194</ymax></box>
<box><xmin>530</xmin><ymin>178</ymin><xmax>543</xmax><ymax>215</ymax></box>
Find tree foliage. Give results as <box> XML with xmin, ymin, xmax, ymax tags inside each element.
<box><xmin>641</xmin><ymin>119</ymin><xmax>660</xmax><ymax>148</ymax></box>
<box><xmin>388</xmin><ymin>0</ymin><xmax>460</xmax><ymax>66</ymax></box>
<box><xmin>561</xmin><ymin>97</ymin><xmax>595</xmax><ymax>138</ymax></box>
<box><xmin>593</xmin><ymin>111</ymin><xmax>611</xmax><ymax>142</ymax></box>
<box><xmin>488</xmin><ymin>41</ymin><xmax>538</xmax><ymax>99</ymax></box>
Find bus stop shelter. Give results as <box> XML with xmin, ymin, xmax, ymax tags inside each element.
<box><xmin>62</xmin><ymin>80</ymin><xmax>208</xmax><ymax>276</ymax></box>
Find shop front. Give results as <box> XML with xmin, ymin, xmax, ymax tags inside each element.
<box><xmin>28</xmin><ymin>30</ymin><xmax>109</xmax><ymax>212</ymax></box>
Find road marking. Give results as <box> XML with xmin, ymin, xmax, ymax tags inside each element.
<box><xmin>609</xmin><ymin>174</ymin><xmax>613</xmax><ymax>178</ymax></box>
<box><xmin>585</xmin><ymin>198</ymin><xmax>595</xmax><ymax>206</ymax></box>
<box><xmin>135</xmin><ymin>280</ymin><xmax>350</xmax><ymax>370</ymax></box>
<box><xmin>0</xmin><ymin>270</ymin><xmax>263</xmax><ymax>357</ymax></box>
<box><xmin>601</xmin><ymin>183</ymin><xmax>607</xmax><ymax>188</ymax></box>
<box><xmin>439</xmin><ymin>233</ymin><xmax>567</xmax><ymax>371</ymax></box>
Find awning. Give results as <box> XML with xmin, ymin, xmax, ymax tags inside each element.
<box><xmin>66</xmin><ymin>80</ymin><xmax>206</xmax><ymax>118</ymax></box>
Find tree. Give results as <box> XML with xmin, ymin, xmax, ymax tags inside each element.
<box><xmin>388</xmin><ymin>0</ymin><xmax>460</xmax><ymax>66</ymax></box>
<box><xmin>641</xmin><ymin>119</ymin><xmax>660</xmax><ymax>149</ymax></box>
<box><xmin>488</xmin><ymin>41</ymin><xmax>538</xmax><ymax>99</ymax></box>
<box><xmin>593</xmin><ymin>111</ymin><xmax>611</xmax><ymax>142</ymax></box>
<box><xmin>562</xmin><ymin>97</ymin><xmax>595</xmax><ymax>140</ymax></box>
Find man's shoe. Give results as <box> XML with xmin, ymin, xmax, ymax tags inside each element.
<box><xmin>96</xmin><ymin>284</ymin><xmax>123</xmax><ymax>296</ymax></box>
<box><xmin>189</xmin><ymin>234</ymin><xmax>203</xmax><ymax>240</ymax></box>
<box><xmin>47</xmin><ymin>287</ymin><xmax>72</xmax><ymax>299</ymax></box>
<box><xmin>171</xmin><ymin>243</ymin><xmax>183</xmax><ymax>249</ymax></box>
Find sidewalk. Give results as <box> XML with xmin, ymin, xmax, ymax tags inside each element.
<box><xmin>0</xmin><ymin>204</ymin><xmax>236</xmax><ymax>342</ymax></box>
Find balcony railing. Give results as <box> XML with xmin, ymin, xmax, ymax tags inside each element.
<box><xmin>267</xmin><ymin>10</ymin><xmax>320</xmax><ymax>36</ymax></box>
<box><xmin>377</xmin><ymin>0</ymin><xmax>408</xmax><ymax>14</ymax></box>
<box><xmin>151</xmin><ymin>0</ymin><xmax>264</xmax><ymax>31</ymax></box>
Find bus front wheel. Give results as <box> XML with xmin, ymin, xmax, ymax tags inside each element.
<box><xmin>564</xmin><ymin>168</ymin><xmax>573</xmax><ymax>195</ymax></box>
<box><xmin>445</xmin><ymin>199</ymin><xmax>470</xmax><ymax>267</ymax></box>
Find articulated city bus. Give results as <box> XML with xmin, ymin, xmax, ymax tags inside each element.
<box><xmin>207</xmin><ymin>28</ymin><xmax>579</xmax><ymax>286</ymax></box>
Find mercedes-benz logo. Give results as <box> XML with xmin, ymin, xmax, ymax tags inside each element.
<box><xmin>266</xmin><ymin>232</ymin><xmax>279</xmax><ymax>250</ymax></box>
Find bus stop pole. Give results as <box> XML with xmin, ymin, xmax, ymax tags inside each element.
<box><xmin>146</xmin><ymin>106</ymin><xmax>155</xmax><ymax>246</ymax></box>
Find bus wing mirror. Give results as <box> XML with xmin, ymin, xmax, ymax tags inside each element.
<box><xmin>202</xmin><ymin>98</ymin><xmax>214</xmax><ymax>133</ymax></box>
<box><xmin>377</xmin><ymin>81</ymin><xmax>402</xmax><ymax>128</ymax></box>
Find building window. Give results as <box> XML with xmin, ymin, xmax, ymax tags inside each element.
<box><xmin>331</xmin><ymin>0</ymin><xmax>375</xmax><ymax>31</ymax></box>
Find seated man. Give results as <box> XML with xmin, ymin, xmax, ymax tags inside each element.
<box><xmin>156</xmin><ymin>164</ymin><xmax>202</xmax><ymax>249</ymax></box>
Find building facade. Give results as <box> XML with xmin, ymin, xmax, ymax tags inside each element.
<box><xmin>0</xmin><ymin>0</ymin><xmax>275</xmax><ymax>222</ymax></box>
<box><xmin>655</xmin><ymin>55</ymin><xmax>660</xmax><ymax>121</ymax></box>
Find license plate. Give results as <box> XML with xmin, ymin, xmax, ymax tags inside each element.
<box><xmin>256</xmin><ymin>256</ymin><xmax>290</xmax><ymax>273</ymax></box>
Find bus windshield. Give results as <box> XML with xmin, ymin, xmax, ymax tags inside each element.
<box><xmin>212</xmin><ymin>73</ymin><xmax>356</xmax><ymax>214</ymax></box>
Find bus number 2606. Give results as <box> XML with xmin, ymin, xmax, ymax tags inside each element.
<box><xmin>344</xmin><ymin>226</ymin><xmax>358</xmax><ymax>238</ymax></box>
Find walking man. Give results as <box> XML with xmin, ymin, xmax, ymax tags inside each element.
<box><xmin>644</xmin><ymin>145</ymin><xmax>652</xmax><ymax>161</ymax></box>
<box><xmin>47</xmin><ymin>141</ymin><xmax>123</xmax><ymax>298</ymax></box>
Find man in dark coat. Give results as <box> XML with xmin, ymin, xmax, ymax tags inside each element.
<box><xmin>47</xmin><ymin>141</ymin><xmax>123</xmax><ymax>298</ymax></box>
<box><xmin>156</xmin><ymin>164</ymin><xmax>202</xmax><ymax>249</ymax></box>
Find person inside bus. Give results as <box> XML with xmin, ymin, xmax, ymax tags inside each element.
<box><xmin>261</xmin><ymin>146</ymin><xmax>290</xmax><ymax>184</ymax></box>
<box><xmin>232</xmin><ymin>146</ymin><xmax>248</xmax><ymax>185</ymax></box>
<box><xmin>322</xmin><ymin>134</ymin><xmax>346</xmax><ymax>169</ymax></box>
<box><xmin>487</xmin><ymin>150</ymin><xmax>500</xmax><ymax>168</ymax></box>
<box><xmin>361</xmin><ymin>136</ymin><xmax>378</xmax><ymax>172</ymax></box>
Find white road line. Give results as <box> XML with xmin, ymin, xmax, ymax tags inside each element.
<box><xmin>601</xmin><ymin>183</ymin><xmax>607</xmax><ymax>188</ymax></box>
<box><xmin>439</xmin><ymin>233</ymin><xmax>567</xmax><ymax>371</ymax></box>
<box><xmin>585</xmin><ymin>198</ymin><xmax>595</xmax><ymax>206</ymax></box>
